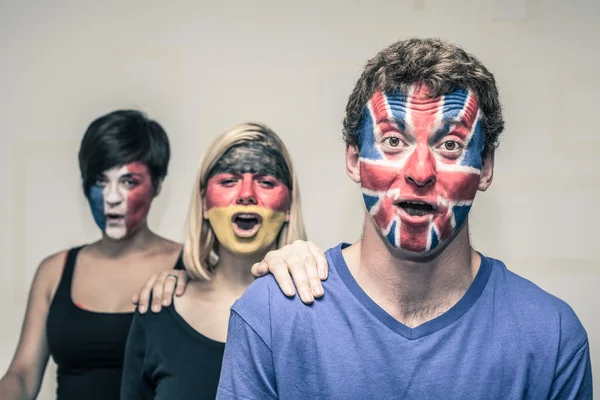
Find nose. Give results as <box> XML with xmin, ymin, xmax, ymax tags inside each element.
<box><xmin>404</xmin><ymin>146</ymin><xmax>436</xmax><ymax>188</ymax></box>
<box><xmin>104</xmin><ymin>183</ymin><xmax>124</xmax><ymax>206</ymax></box>
<box><xmin>236</xmin><ymin>175</ymin><xmax>257</xmax><ymax>205</ymax></box>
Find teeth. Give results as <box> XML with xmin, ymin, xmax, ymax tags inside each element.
<box><xmin>237</xmin><ymin>214</ymin><xmax>257</xmax><ymax>219</ymax></box>
<box><xmin>405</xmin><ymin>201</ymin><xmax>426</xmax><ymax>205</ymax></box>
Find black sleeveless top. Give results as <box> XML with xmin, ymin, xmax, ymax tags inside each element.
<box><xmin>46</xmin><ymin>246</ymin><xmax>184</xmax><ymax>400</ymax></box>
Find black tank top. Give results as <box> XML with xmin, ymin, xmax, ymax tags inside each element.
<box><xmin>46</xmin><ymin>245</ymin><xmax>184</xmax><ymax>400</ymax></box>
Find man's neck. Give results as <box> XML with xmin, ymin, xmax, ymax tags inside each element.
<box><xmin>345</xmin><ymin>216</ymin><xmax>481</xmax><ymax>328</ymax></box>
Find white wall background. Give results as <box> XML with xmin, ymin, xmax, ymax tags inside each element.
<box><xmin>0</xmin><ymin>0</ymin><xmax>598</xmax><ymax>398</ymax></box>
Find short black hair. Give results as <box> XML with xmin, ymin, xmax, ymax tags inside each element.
<box><xmin>78</xmin><ymin>109</ymin><xmax>170</xmax><ymax>198</ymax></box>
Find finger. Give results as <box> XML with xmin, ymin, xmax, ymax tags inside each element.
<box><xmin>131</xmin><ymin>293</ymin><xmax>139</xmax><ymax>305</ymax></box>
<box><xmin>175</xmin><ymin>271</ymin><xmax>189</xmax><ymax>296</ymax></box>
<box><xmin>137</xmin><ymin>274</ymin><xmax>158</xmax><ymax>314</ymax></box>
<box><xmin>266</xmin><ymin>256</ymin><xmax>296</xmax><ymax>297</ymax></box>
<box><xmin>289</xmin><ymin>254</ymin><xmax>323</xmax><ymax>301</ymax></box>
<box><xmin>308</xmin><ymin>241</ymin><xmax>329</xmax><ymax>280</ymax></box>
<box><xmin>251</xmin><ymin>261</ymin><xmax>270</xmax><ymax>278</ymax></box>
<box><xmin>161</xmin><ymin>274</ymin><xmax>177</xmax><ymax>306</ymax></box>
<box><xmin>151</xmin><ymin>274</ymin><xmax>167</xmax><ymax>313</ymax></box>
<box><xmin>288</xmin><ymin>255</ymin><xmax>314</xmax><ymax>304</ymax></box>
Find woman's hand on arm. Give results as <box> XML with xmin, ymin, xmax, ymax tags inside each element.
<box><xmin>251</xmin><ymin>240</ymin><xmax>328</xmax><ymax>305</ymax></box>
<box><xmin>132</xmin><ymin>269</ymin><xmax>190</xmax><ymax>314</ymax></box>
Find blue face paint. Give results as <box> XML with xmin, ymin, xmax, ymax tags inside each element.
<box><xmin>89</xmin><ymin>184</ymin><xmax>106</xmax><ymax>232</ymax></box>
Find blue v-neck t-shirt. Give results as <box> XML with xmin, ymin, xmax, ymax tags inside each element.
<box><xmin>217</xmin><ymin>243</ymin><xmax>592</xmax><ymax>399</ymax></box>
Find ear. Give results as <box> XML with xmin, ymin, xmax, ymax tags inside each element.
<box><xmin>478</xmin><ymin>152</ymin><xmax>495</xmax><ymax>191</ymax></box>
<box><xmin>285</xmin><ymin>209</ymin><xmax>291</xmax><ymax>222</ymax></box>
<box><xmin>345</xmin><ymin>144</ymin><xmax>361</xmax><ymax>184</ymax></box>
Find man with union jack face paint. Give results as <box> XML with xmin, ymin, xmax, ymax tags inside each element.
<box><xmin>217</xmin><ymin>39</ymin><xmax>592</xmax><ymax>400</ymax></box>
<box><xmin>359</xmin><ymin>86</ymin><xmax>485</xmax><ymax>254</ymax></box>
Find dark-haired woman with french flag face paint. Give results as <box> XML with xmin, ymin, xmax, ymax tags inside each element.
<box><xmin>89</xmin><ymin>162</ymin><xmax>156</xmax><ymax>241</ymax></box>
<box><xmin>0</xmin><ymin>109</ymin><xmax>184</xmax><ymax>400</ymax></box>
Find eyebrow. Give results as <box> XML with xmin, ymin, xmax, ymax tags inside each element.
<box><xmin>118</xmin><ymin>172</ymin><xmax>144</xmax><ymax>179</ymax></box>
<box><xmin>431</xmin><ymin>119</ymin><xmax>471</xmax><ymax>143</ymax></box>
<box><xmin>375</xmin><ymin>116</ymin><xmax>471</xmax><ymax>142</ymax></box>
<box><xmin>441</xmin><ymin>118</ymin><xmax>470</xmax><ymax>128</ymax></box>
<box><xmin>374</xmin><ymin>117</ymin><xmax>406</xmax><ymax>130</ymax></box>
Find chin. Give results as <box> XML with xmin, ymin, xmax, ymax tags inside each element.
<box><xmin>104</xmin><ymin>231</ymin><xmax>127</xmax><ymax>241</ymax></box>
<box><xmin>386</xmin><ymin>243</ymin><xmax>446</xmax><ymax>262</ymax></box>
<box><xmin>226</xmin><ymin>242</ymin><xmax>272</xmax><ymax>257</ymax></box>
<box><xmin>383</xmin><ymin>223</ymin><xmax>468</xmax><ymax>262</ymax></box>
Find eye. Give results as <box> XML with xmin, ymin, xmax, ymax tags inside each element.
<box><xmin>383</xmin><ymin>137</ymin><xmax>402</xmax><ymax>147</ymax></box>
<box><xmin>122</xmin><ymin>178</ymin><xmax>139</xmax><ymax>188</ymax></box>
<box><xmin>259</xmin><ymin>179</ymin><xmax>276</xmax><ymax>188</ymax></box>
<box><xmin>435</xmin><ymin>140</ymin><xmax>464</xmax><ymax>159</ymax></box>
<box><xmin>95</xmin><ymin>176</ymin><xmax>107</xmax><ymax>186</ymax></box>
<box><xmin>444</xmin><ymin>141</ymin><xmax>458</xmax><ymax>150</ymax></box>
<box><xmin>440</xmin><ymin>140</ymin><xmax>462</xmax><ymax>151</ymax></box>
<box><xmin>219</xmin><ymin>178</ymin><xmax>237</xmax><ymax>186</ymax></box>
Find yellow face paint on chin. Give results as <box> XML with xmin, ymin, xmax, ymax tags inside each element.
<box><xmin>207</xmin><ymin>205</ymin><xmax>287</xmax><ymax>255</ymax></box>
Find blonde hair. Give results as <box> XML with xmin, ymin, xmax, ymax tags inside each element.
<box><xmin>183</xmin><ymin>122</ymin><xmax>307</xmax><ymax>281</ymax></box>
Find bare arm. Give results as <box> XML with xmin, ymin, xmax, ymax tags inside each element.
<box><xmin>0</xmin><ymin>252</ymin><xmax>65</xmax><ymax>400</ymax></box>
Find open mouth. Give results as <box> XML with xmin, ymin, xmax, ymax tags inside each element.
<box><xmin>232</xmin><ymin>213</ymin><xmax>262</xmax><ymax>230</ymax></box>
<box><xmin>231</xmin><ymin>213</ymin><xmax>262</xmax><ymax>238</ymax></box>
<box><xmin>106</xmin><ymin>213</ymin><xmax>125</xmax><ymax>223</ymax></box>
<box><xmin>396</xmin><ymin>200</ymin><xmax>436</xmax><ymax>217</ymax></box>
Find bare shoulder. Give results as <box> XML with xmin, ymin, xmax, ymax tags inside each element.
<box><xmin>154</xmin><ymin>235</ymin><xmax>182</xmax><ymax>257</ymax></box>
<box><xmin>33</xmin><ymin>249</ymin><xmax>70</xmax><ymax>301</ymax></box>
<box><xmin>36</xmin><ymin>250</ymin><xmax>68</xmax><ymax>279</ymax></box>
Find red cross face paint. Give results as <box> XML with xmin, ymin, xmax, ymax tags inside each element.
<box><xmin>88</xmin><ymin>162</ymin><xmax>155</xmax><ymax>240</ymax></box>
<box><xmin>204</xmin><ymin>142</ymin><xmax>291</xmax><ymax>255</ymax></box>
<box><xmin>358</xmin><ymin>86</ymin><xmax>484</xmax><ymax>254</ymax></box>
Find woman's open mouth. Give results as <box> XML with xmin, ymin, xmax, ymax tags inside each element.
<box><xmin>105</xmin><ymin>213</ymin><xmax>125</xmax><ymax>225</ymax></box>
<box><xmin>231</xmin><ymin>213</ymin><xmax>262</xmax><ymax>238</ymax></box>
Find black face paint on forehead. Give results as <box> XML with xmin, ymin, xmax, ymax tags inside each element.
<box><xmin>208</xmin><ymin>140</ymin><xmax>291</xmax><ymax>188</ymax></box>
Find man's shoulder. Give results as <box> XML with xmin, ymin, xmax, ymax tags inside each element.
<box><xmin>232</xmin><ymin>274</ymin><xmax>290</xmax><ymax>320</ymax></box>
<box><xmin>232</xmin><ymin>242</ymin><xmax>348</xmax><ymax>321</ymax></box>
<box><xmin>230</xmin><ymin>274</ymin><xmax>306</xmax><ymax>347</ymax></box>
<box><xmin>488</xmin><ymin>256</ymin><xmax>587</xmax><ymax>344</ymax></box>
<box><xmin>491</xmin><ymin>257</ymin><xmax>577</xmax><ymax>311</ymax></box>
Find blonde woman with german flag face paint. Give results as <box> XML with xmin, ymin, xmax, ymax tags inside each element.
<box><xmin>204</xmin><ymin>140</ymin><xmax>292</xmax><ymax>256</ymax></box>
<box><xmin>120</xmin><ymin>123</ymin><xmax>318</xmax><ymax>400</ymax></box>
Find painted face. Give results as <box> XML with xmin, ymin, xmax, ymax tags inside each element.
<box><xmin>358</xmin><ymin>85</ymin><xmax>484</xmax><ymax>254</ymax></box>
<box><xmin>204</xmin><ymin>142</ymin><xmax>291</xmax><ymax>255</ymax></box>
<box><xmin>88</xmin><ymin>162</ymin><xmax>155</xmax><ymax>240</ymax></box>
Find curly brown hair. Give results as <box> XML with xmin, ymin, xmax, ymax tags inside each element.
<box><xmin>343</xmin><ymin>38</ymin><xmax>504</xmax><ymax>158</ymax></box>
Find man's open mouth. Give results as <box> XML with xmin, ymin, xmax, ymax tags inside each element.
<box><xmin>396</xmin><ymin>200</ymin><xmax>436</xmax><ymax>217</ymax></box>
<box><xmin>232</xmin><ymin>213</ymin><xmax>262</xmax><ymax>231</ymax></box>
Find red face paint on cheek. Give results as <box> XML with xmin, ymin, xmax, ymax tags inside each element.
<box><xmin>254</xmin><ymin>180</ymin><xmax>290</xmax><ymax>212</ymax></box>
<box><xmin>123</xmin><ymin>163</ymin><xmax>155</xmax><ymax>233</ymax></box>
<box><xmin>205</xmin><ymin>174</ymin><xmax>240</xmax><ymax>210</ymax></box>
